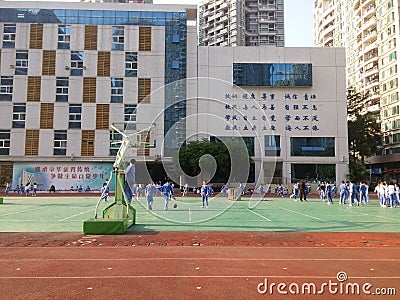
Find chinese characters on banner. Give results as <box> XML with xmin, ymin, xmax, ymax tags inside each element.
<box><xmin>223</xmin><ymin>92</ymin><xmax>320</xmax><ymax>133</ymax></box>
<box><xmin>34</xmin><ymin>165</ymin><xmax>105</xmax><ymax>181</ymax></box>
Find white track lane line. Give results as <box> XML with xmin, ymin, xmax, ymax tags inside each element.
<box><xmin>246</xmin><ymin>208</ymin><xmax>272</xmax><ymax>222</ymax></box>
<box><xmin>2</xmin><ymin>275</ymin><xmax>400</xmax><ymax>279</ymax></box>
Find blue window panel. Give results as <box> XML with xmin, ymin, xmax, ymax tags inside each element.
<box><xmin>56</xmin><ymin>95</ymin><xmax>68</xmax><ymax>102</ymax></box>
<box><xmin>68</xmin><ymin>122</ymin><xmax>81</xmax><ymax>129</ymax></box>
<box><xmin>54</xmin><ymin>148</ymin><xmax>67</xmax><ymax>156</ymax></box>
<box><xmin>111</xmin><ymin>96</ymin><xmax>123</xmax><ymax>103</ymax></box>
<box><xmin>172</xmin><ymin>60</ymin><xmax>180</xmax><ymax>69</ymax></box>
<box><xmin>15</xmin><ymin>68</ymin><xmax>27</xmax><ymax>75</ymax></box>
<box><xmin>172</xmin><ymin>34</ymin><xmax>180</xmax><ymax>43</ymax></box>
<box><xmin>3</xmin><ymin>41</ymin><xmax>15</xmax><ymax>48</ymax></box>
<box><xmin>301</xmin><ymin>147</ymin><xmax>325</xmax><ymax>151</ymax></box>
<box><xmin>233</xmin><ymin>63</ymin><xmax>312</xmax><ymax>87</ymax></box>
<box><xmin>0</xmin><ymin>94</ymin><xmax>12</xmax><ymax>101</ymax></box>
<box><xmin>112</xmin><ymin>43</ymin><xmax>124</xmax><ymax>51</ymax></box>
<box><xmin>70</xmin><ymin>69</ymin><xmax>83</xmax><ymax>76</ymax></box>
<box><xmin>290</xmin><ymin>137</ymin><xmax>335</xmax><ymax>157</ymax></box>
<box><xmin>12</xmin><ymin>121</ymin><xmax>25</xmax><ymax>128</ymax></box>
<box><xmin>125</xmin><ymin>70</ymin><xmax>137</xmax><ymax>77</ymax></box>
<box><xmin>0</xmin><ymin>148</ymin><xmax>10</xmax><ymax>155</ymax></box>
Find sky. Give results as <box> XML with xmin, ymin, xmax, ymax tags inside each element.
<box><xmin>14</xmin><ymin>0</ymin><xmax>315</xmax><ymax>46</ymax></box>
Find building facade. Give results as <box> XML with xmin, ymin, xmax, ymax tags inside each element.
<box><xmin>199</xmin><ymin>0</ymin><xmax>285</xmax><ymax>47</ymax></box>
<box><xmin>314</xmin><ymin>0</ymin><xmax>400</xmax><ymax>179</ymax></box>
<box><xmin>0</xmin><ymin>2</ymin><xmax>347</xmax><ymax>190</ymax></box>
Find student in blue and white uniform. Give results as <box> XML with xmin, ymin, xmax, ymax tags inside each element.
<box><xmin>339</xmin><ymin>181</ymin><xmax>348</xmax><ymax>204</ymax></box>
<box><xmin>326</xmin><ymin>182</ymin><xmax>333</xmax><ymax>204</ymax></box>
<box><xmin>359</xmin><ymin>181</ymin><xmax>368</xmax><ymax>204</ymax></box>
<box><xmin>145</xmin><ymin>181</ymin><xmax>158</xmax><ymax>210</ymax></box>
<box><xmin>201</xmin><ymin>181</ymin><xmax>209</xmax><ymax>208</ymax></box>
<box><xmin>161</xmin><ymin>180</ymin><xmax>174</xmax><ymax>210</ymax></box>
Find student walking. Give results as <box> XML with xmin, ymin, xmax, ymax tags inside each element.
<box><xmin>161</xmin><ymin>180</ymin><xmax>174</xmax><ymax>210</ymax></box>
<box><xmin>100</xmin><ymin>183</ymin><xmax>109</xmax><ymax>201</ymax></box>
<box><xmin>326</xmin><ymin>182</ymin><xmax>333</xmax><ymax>204</ymax></box>
<box><xmin>145</xmin><ymin>181</ymin><xmax>157</xmax><ymax>210</ymax></box>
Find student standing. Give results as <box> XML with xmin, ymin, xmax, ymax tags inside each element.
<box><xmin>339</xmin><ymin>181</ymin><xmax>348</xmax><ymax>204</ymax></box>
<box><xmin>201</xmin><ymin>181</ymin><xmax>209</xmax><ymax>208</ymax></box>
<box><xmin>123</xmin><ymin>159</ymin><xmax>136</xmax><ymax>204</ymax></box>
<box><xmin>326</xmin><ymin>182</ymin><xmax>333</xmax><ymax>204</ymax></box>
<box><xmin>101</xmin><ymin>183</ymin><xmax>109</xmax><ymax>201</ymax></box>
<box><xmin>298</xmin><ymin>180</ymin><xmax>307</xmax><ymax>202</ymax></box>
<box><xmin>289</xmin><ymin>182</ymin><xmax>299</xmax><ymax>200</ymax></box>
<box><xmin>5</xmin><ymin>182</ymin><xmax>10</xmax><ymax>196</ymax></box>
<box><xmin>24</xmin><ymin>182</ymin><xmax>30</xmax><ymax>197</ymax></box>
<box><xmin>360</xmin><ymin>181</ymin><xmax>368</xmax><ymax>204</ymax></box>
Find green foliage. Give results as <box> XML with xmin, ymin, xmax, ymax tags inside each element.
<box><xmin>174</xmin><ymin>139</ymin><xmax>252</xmax><ymax>183</ymax></box>
<box><xmin>347</xmin><ymin>88</ymin><xmax>382</xmax><ymax>163</ymax></box>
<box><xmin>347</xmin><ymin>161</ymin><xmax>369</xmax><ymax>182</ymax></box>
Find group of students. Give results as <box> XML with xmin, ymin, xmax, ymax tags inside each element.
<box><xmin>373</xmin><ymin>181</ymin><xmax>400</xmax><ymax>208</ymax></box>
<box><xmin>13</xmin><ymin>182</ymin><xmax>38</xmax><ymax>197</ymax></box>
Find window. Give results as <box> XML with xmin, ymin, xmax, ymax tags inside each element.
<box><xmin>112</xmin><ymin>26</ymin><xmax>124</xmax><ymax>50</ymax></box>
<box><xmin>96</xmin><ymin>104</ymin><xmax>110</xmax><ymax>130</ymax></box>
<box><xmin>54</xmin><ymin>130</ymin><xmax>67</xmax><ymax>156</ymax></box>
<box><xmin>233</xmin><ymin>63</ymin><xmax>312</xmax><ymax>87</ymax></box>
<box><xmin>25</xmin><ymin>129</ymin><xmax>39</xmax><ymax>156</ymax></box>
<box><xmin>291</xmin><ymin>164</ymin><xmax>336</xmax><ymax>184</ymax></box>
<box><xmin>69</xmin><ymin>104</ymin><xmax>82</xmax><ymax>129</ymax></box>
<box><xmin>30</xmin><ymin>24</ymin><xmax>43</xmax><ymax>49</ymax></box>
<box><xmin>0</xmin><ymin>76</ymin><xmax>13</xmax><ymax>101</ymax></box>
<box><xmin>125</xmin><ymin>52</ymin><xmax>138</xmax><ymax>77</ymax></box>
<box><xmin>124</xmin><ymin>104</ymin><xmax>137</xmax><ymax>123</ymax></box>
<box><xmin>58</xmin><ymin>25</ymin><xmax>70</xmax><ymax>49</ymax></box>
<box><xmin>265</xmin><ymin>135</ymin><xmax>280</xmax><ymax>156</ymax></box>
<box><xmin>3</xmin><ymin>24</ymin><xmax>16</xmax><ymax>48</ymax></box>
<box><xmin>81</xmin><ymin>130</ymin><xmax>95</xmax><ymax>156</ymax></box>
<box><xmin>56</xmin><ymin>77</ymin><xmax>69</xmax><ymax>102</ymax></box>
<box><xmin>15</xmin><ymin>50</ymin><xmax>28</xmax><ymax>75</ymax></box>
<box><xmin>139</xmin><ymin>26</ymin><xmax>151</xmax><ymax>51</ymax></box>
<box><xmin>40</xmin><ymin>103</ymin><xmax>54</xmax><ymax>129</ymax></box>
<box><xmin>290</xmin><ymin>137</ymin><xmax>335</xmax><ymax>157</ymax></box>
<box><xmin>111</xmin><ymin>78</ymin><xmax>123</xmax><ymax>103</ymax></box>
<box><xmin>12</xmin><ymin>103</ymin><xmax>26</xmax><ymax>128</ymax></box>
<box><xmin>138</xmin><ymin>78</ymin><xmax>151</xmax><ymax>103</ymax></box>
<box><xmin>110</xmin><ymin>130</ymin><xmax>122</xmax><ymax>156</ymax></box>
<box><xmin>71</xmin><ymin>51</ymin><xmax>84</xmax><ymax>76</ymax></box>
<box><xmin>0</xmin><ymin>130</ymin><xmax>11</xmax><ymax>155</ymax></box>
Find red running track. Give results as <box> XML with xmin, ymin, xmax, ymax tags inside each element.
<box><xmin>1</xmin><ymin>232</ymin><xmax>400</xmax><ymax>300</ymax></box>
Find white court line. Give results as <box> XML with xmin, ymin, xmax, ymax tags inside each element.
<box><xmin>246</xmin><ymin>208</ymin><xmax>272</xmax><ymax>222</ymax></box>
<box><xmin>0</xmin><ymin>207</ymin><xmax>41</xmax><ymax>217</ymax></box>
<box><xmin>338</xmin><ymin>206</ymin><xmax>400</xmax><ymax>222</ymax></box>
<box><xmin>58</xmin><ymin>208</ymin><xmax>94</xmax><ymax>221</ymax></box>
<box><xmin>268</xmin><ymin>204</ymin><xmax>324</xmax><ymax>221</ymax></box>
<box><xmin>1</xmin><ymin>275</ymin><xmax>400</xmax><ymax>279</ymax></box>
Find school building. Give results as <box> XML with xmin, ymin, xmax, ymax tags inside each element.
<box><xmin>0</xmin><ymin>2</ymin><xmax>348</xmax><ymax>190</ymax></box>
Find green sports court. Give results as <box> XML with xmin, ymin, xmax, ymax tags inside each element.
<box><xmin>0</xmin><ymin>195</ymin><xmax>399</xmax><ymax>233</ymax></box>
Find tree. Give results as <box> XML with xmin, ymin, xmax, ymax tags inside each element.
<box><xmin>347</xmin><ymin>161</ymin><xmax>369</xmax><ymax>182</ymax></box>
<box><xmin>173</xmin><ymin>139</ymin><xmax>252</xmax><ymax>184</ymax></box>
<box><xmin>347</xmin><ymin>88</ymin><xmax>382</xmax><ymax>164</ymax></box>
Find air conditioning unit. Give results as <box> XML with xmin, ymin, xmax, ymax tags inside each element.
<box><xmin>154</xmin><ymin>155</ymin><xmax>161</xmax><ymax>161</ymax></box>
<box><xmin>64</xmin><ymin>66</ymin><xmax>70</xmax><ymax>70</ymax></box>
<box><xmin>9</xmin><ymin>64</ymin><xmax>15</xmax><ymax>69</ymax></box>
